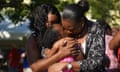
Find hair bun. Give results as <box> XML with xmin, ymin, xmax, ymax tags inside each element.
<box><xmin>77</xmin><ymin>0</ymin><xmax>89</xmax><ymax>13</ymax></box>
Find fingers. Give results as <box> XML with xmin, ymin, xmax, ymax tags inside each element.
<box><xmin>71</xmin><ymin>49</ymin><xmax>81</xmax><ymax>56</ymax></box>
<box><xmin>64</xmin><ymin>42</ymin><xmax>76</xmax><ymax>48</ymax></box>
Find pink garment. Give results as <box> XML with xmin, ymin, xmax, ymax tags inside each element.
<box><xmin>60</xmin><ymin>56</ymin><xmax>74</xmax><ymax>72</ymax></box>
<box><xmin>59</xmin><ymin>44</ymin><xmax>81</xmax><ymax>72</ymax></box>
<box><xmin>105</xmin><ymin>35</ymin><xmax>118</xmax><ymax>69</ymax></box>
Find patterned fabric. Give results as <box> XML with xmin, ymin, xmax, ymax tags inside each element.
<box><xmin>79</xmin><ymin>21</ymin><xmax>106</xmax><ymax>72</ymax></box>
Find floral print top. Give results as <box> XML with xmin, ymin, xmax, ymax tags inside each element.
<box><xmin>79</xmin><ymin>21</ymin><xmax>106</xmax><ymax>72</ymax></box>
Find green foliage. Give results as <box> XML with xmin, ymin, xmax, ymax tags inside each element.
<box><xmin>0</xmin><ymin>0</ymin><xmax>120</xmax><ymax>27</ymax></box>
<box><xmin>88</xmin><ymin>0</ymin><xmax>120</xmax><ymax>27</ymax></box>
<box><xmin>88</xmin><ymin>0</ymin><xmax>112</xmax><ymax>19</ymax></box>
<box><xmin>0</xmin><ymin>0</ymin><xmax>60</xmax><ymax>23</ymax></box>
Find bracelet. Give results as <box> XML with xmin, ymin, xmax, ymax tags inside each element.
<box><xmin>78</xmin><ymin>61</ymin><xmax>82</xmax><ymax>66</ymax></box>
<box><xmin>41</xmin><ymin>46</ymin><xmax>46</xmax><ymax>58</ymax></box>
<box><xmin>67</xmin><ymin>62</ymin><xmax>73</xmax><ymax>70</ymax></box>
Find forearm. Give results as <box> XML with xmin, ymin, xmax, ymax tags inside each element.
<box><xmin>30</xmin><ymin>52</ymin><xmax>63</xmax><ymax>72</ymax></box>
<box><xmin>71</xmin><ymin>61</ymin><xmax>80</xmax><ymax>72</ymax></box>
<box><xmin>46</xmin><ymin>48</ymin><xmax>58</xmax><ymax>58</ymax></box>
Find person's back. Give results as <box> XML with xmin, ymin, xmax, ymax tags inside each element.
<box><xmin>20</xmin><ymin>49</ymin><xmax>32</xmax><ymax>72</ymax></box>
<box><xmin>97</xmin><ymin>19</ymin><xmax>119</xmax><ymax>71</ymax></box>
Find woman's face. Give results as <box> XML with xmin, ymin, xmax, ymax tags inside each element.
<box><xmin>46</xmin><ymin>12</ymin><xmax>58</xmax><ymax>28</ymax></box>
<box><xmin>62</xmin><ymin>18</ymin><xmax>83</xmax><ymax>37</ymax></box>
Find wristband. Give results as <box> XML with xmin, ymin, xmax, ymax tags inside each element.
<box><xmin>67</xmin><ymin>62</ymin><xmax>72</xmax><ymax>70</ymax></box>
<box><xmin>41</xmin><ymin>46</ymin><xmax>46</xmax><ymax>58</ymax></box>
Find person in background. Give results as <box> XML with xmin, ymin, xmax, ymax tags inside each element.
<box><xmin>0</xmin><ymin>49</ymin><xmax>4</xmax><ymax>71</ymax></box>
<box><xmin>20</xmin><ymin>49</ymin><xmax>32</xmax><ymax>72</ymax></box>
<box><xmin>109</xmin><ymin>30</ymin><xmax>120</xmax><ymax>50</ymax></box>
<box><xmin>26</xmin><ymin>3</ymin><xmax>78</xmax><ymax>72</ymax></box>
<box><xmin>7</xmin><ymin>44</ymin><xmax>20</xmax><ymax>72</ymax></box>
<box><xmin>109</xmin><ymin>31</ymin><xmax>120</xmax><ymax>72</ymax></box>
<box><xmin>97</xmin><ymin>19</ymin><xmax>118</xmax><ymax>72</ymax></box>
<box><xmin>48</xmin><ymin>3</ymin><xmax>106</xmax><ymax>72</ymax></box>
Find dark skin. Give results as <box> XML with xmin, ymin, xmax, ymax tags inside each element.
<box><xmin>46</xmin><ymin>12</ymin><xmax>59</xmax><ymax>28</ymax></box>
<box><xmin>111</xmin><ymin>27</ymin><xmax>120</xmax><ymax>36</ymax></box>
<box><xmin>109</xmin><ymin>31</ymin><xmax>120</xmax><ymax>50</ymax></box>
<box><xmin>109</xmin><ymin>30</ymin><xmax>120</xmax><ymax>71</ymax></box>
<box><xmin>48</xmin><ymin>18</ymin><xmax>88</xmax><ymax>72</ymax></box>
<box><xmin>26</xmin><ymin>13</ymin><xmax>79</xmax><ymax>72</ymax></box>
<box><xmin>44</xmin><ymin>24</ymin><xmax>84</xmax><ymax>60</ymax></box>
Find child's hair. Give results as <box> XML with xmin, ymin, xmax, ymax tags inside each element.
<box><xmin>41</xmin><ymin>27</ymin><xmax>60</xmax><ymax>48</ymax></box>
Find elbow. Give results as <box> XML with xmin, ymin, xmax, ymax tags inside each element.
<box><xmin>30</xmin><ymin>62</ymin><xmax>47</xmax><ymax>72</ymax></box>
<box><xmin>30</xmin><ymin>65</ymin><xmax>38</xmax><ymax>72</ymax></box>
<box><xmin>30</xmin><ymin>64</ymin><xmax>42</xmax><ymax>72</ymax></box>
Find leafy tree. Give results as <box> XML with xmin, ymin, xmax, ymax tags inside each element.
<box><xmin>88</xmin><ymin>0</ymin><xmax>120</xmax><ymax>27</ymax></box>
<box><xmin>0</xmin><ymin>0</ymin><xmax>60</xmax><ymax>23</ymax></box>
<box><xmin>0</xmin><ymin>0</ymin><xmax>120</xmax><ymax>27</ymax></box>
<box><xmin>0</xmin><ymin>0</ymin><xmax>76</xmax><ymax>23</ymax></box>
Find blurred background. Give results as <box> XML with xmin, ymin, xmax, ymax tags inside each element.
<box><xmin>0</xmin><ymin>0</ymin><xmax>120</xmax><ymax>48</ymax></box>
<box><xmin>0</xmin><ymin>0</ymin><xmax>120</xmax><ymax>71</ymax></box>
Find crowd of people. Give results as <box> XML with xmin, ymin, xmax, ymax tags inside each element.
<box><xmin>26</xmin><ymin>0</ymin><xmax>120</xmax><ymax>72</ymax></box>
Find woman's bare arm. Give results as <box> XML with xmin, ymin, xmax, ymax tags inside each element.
<box><xmin>26</xmin><ymin>37</ymin><xmax>77</xmax><ymax>72</ymax></box>
<box><xmin>26</xmin><ymin>36</ymin><xmax>63</xmax><ymax>72</ymax></box>
<box><xmin>109</xmin><ymin>31</ymin><xmax>120</xmax><ymax>50</ymax></box>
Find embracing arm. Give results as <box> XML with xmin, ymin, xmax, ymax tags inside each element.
<box><xmin>26</xmin><ymin>36</ymin><xmax>63</xmax><ymax>72</ymax></box>
<box><xmin>72</xmin><ymin>24</ymin><xmax>106</xmax><ymax>72</ymax></box>
<box><xmin>48</xmin><ymin>24</ymin><xmax>106</xmax><ymax>72</ymax></box>
<box><xmin>26</xmin><ymin>36</ymin><xmax>76</xmax><ymax>72</ymax></box>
